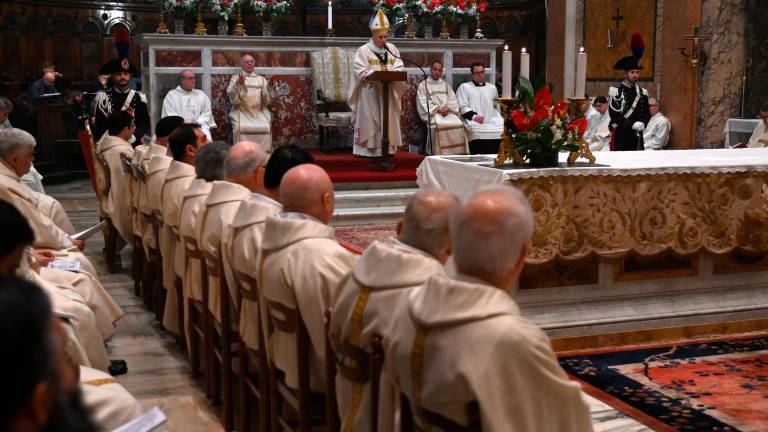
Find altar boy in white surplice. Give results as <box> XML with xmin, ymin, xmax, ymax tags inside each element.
<box><xmin>330</xmin><ymin>189</ymin><xmax>459</xmax><ymax>432</ymax></box>
<box><xmin>389</xmin><ymin>185</ymin><xmax>594</xmax><ymax>432</ymax></box>
<box><xmin>456</xmin><ymin>63</ymin><xmax>504</xmax><ymax>154</ymax></box>
<box><xmin>260</xmin><ymin>164</ymin><xmax>356</xmax><ymax>392</ymax></box>
<box><xmin>417</xmin><ymin>61</ymin><xmax>468</xmax><ymax>155</ymax></box>
<box><xmin>348</xmin><ymin>9</ymin><xmax>406</xmax><ymax>157</ymax></box>
<box><xmin>227</xmin><ymin>55</ymin><xmax>273</xmax><ymax>152</ymax></box>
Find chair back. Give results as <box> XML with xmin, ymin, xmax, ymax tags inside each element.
<box><xmin>266</xmin><ymin>300</ymin><xmax>311</xmax><ymax>396</ymax></box>
<box><xmin>310</xmin><ymin>47</ymin><xmax>354</xmax><ymax>105</ymax></box>
<box><xmin>400</xmin><ymin>393</ymin><xmax>483</xmax><ymax>432</ymax></box>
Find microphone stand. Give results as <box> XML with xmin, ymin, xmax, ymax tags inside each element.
<box><xmin>385</xmin><ymin>46</ymin><xmax>433</xmax><ymax>155</ymax></box>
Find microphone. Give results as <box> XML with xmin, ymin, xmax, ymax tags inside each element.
<box><xmin>384</xmin><ymin>45</ymin><xmax>433</xmax><ymax>155</ymax></box>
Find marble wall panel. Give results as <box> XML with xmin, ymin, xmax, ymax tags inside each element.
<box><xmin>155</xmin><ymin>50</ymin><xmax>201</xmax><ymax>67</ymax></box>
<box><xmin>397</xmin><ymin>51</ymin><xmax>445</xmax><ymax>69</ymax></box>
<box><xmin>400</xmin><ymin>75</ymin><xmax>426</xmax><ymax>150</ymax></box>
<box><xmin>209</xmin><ymin>74</ymin><xmax>234</xmax><ymax>142</ymax></box>
<box><xmin>453</xmin><ymin>53</ymin><xmax>491</xmax><ymax>68</ymax></box>
<box><xmin>212</xmin><ymin>51</ymin><xmax>311</xmax><ymax>67</ymax></box>
<box><xmin>695</xmin><ymin>0</ymin><xmax>746</xmax><ymax>148</ymax></box>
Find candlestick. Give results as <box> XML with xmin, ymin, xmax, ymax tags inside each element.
<box><xmin>502</xmin><ymin>45</ymin><xmax>512</xmax><ymax>99</ymax></box>
<box><xmin>575</xmin><ymin>46</ymin><xmax>587</xmax><ymax>99</ymax></box>
<box><xmin>520</xmin><ymin>47</ymin><xmax>530</xmax><ymax>81</ymax></box>
<box><xmin>327</xmin><ymin>1</ymin><xmax>332</xmax><ymax>29</ymax></box>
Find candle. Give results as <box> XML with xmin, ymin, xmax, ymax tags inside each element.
<box><xmin>520</xmin><ymin>47</ymin><xmax>530</xmax><ymax>81</ymax></box>
<box><xmin>575</xmin><ymin>46</ymin><xmax>587</xmax><ymax>98</ymax></box>
<box><xmin>502</xmin><ymin>45</ymin><xmax>512</xmax><ymax>99</ymax></box>
<box><xmin>327</xmin><ymin>1</ymin><xmax>332</xmax><ymax>29</ymax></box>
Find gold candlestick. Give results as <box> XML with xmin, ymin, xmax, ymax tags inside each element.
<box><xmin>156</xmin><ymin>10</ymin><xmax>170</xmax><ymax>34</ymax></box>
<box><xmin>439</xmin><ymin>16</ymin><xmax>451</xmax><ymax>39</ymax></box>
<box><xmin>494</xmin><ymin>97</ymin><xmax>525</xmax><ymax>168</ymax></box>
<box><xmin>405</xmin><ymin>12</ymin><xmax>416</xmax><ymax>38</ymax></box>
<box><xmin>566</xmin><ymin>97</ymin><xmax>596</xmax><ymax>165</ymax></box>
<box><xmin>194</xmin><ymin>4</ymin><xmax>207</xmax><ymax>35</ymax></box>
<box><xmin>233</xmin><ymin>3</ymin><xmax>247</xmax><ymax>36</ymax></box>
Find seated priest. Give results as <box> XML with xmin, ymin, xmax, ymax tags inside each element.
<box><xmin>227</xmin><ymin>55</ymin><xmax>273</xmax><ymax>152</ymax></box>
<box><xmin>583</xmin><ymin>96</ymin><xmax>605</xmax><ymax>144</ymax></box>
<box><xmin>388</xmin><ymin>185</ymin><xmax>594</xmax><ymax>431</ymax></box>
<box><xmin>348</xmin><ymin>9</ymin><xmax>406</xmax><ymax>158</ymax></box>
<box><xmin>230</xmin><ymin>144</ymin><xmax>315</xmax><ymax>352</ymax></box>
<box><xmin>588</xmin><ymin>97</ymin><xmax>611</xmax><ymax>152</ymax></box>
<box><xmin>330</xmin><ymin>189</ymin><xmax>459</xmax><ymax>431</ymax></box>
<box><xmin>643</xmin><ymin>98</ymin><xmax>671</xmax><ymax>150</ymax></box>
<box><xmin>456</xmin><ymin>63</ymin><xmax>504</xmax><ymax>155</ymax></box>
<box><xmin>747</xmin><ymin>101</ymin><xmax>768</xmax><ymax>148</ymax></box>
<box><xmin>261</xmin><ymin>164</ymin><xmax>356</xmax><ymax>392</ymax></box>
<box><xmin>162</xmin><ymin>70</ymin><xmax>216</xmax><ymax>141</ymax></box>
<box><xmin>95</xmin><ymin>111</ymin><xmax>135</xmax><ymax>244</ymax></box>
<box><xmin>416</xmin><ymin>61</ymin><xmax>468</xmax><ymax>155</ymax></box>
<box><xmin>0</xmin><ymin>97</ymin><xmax>46</xmax><ymax>193</ymax></box>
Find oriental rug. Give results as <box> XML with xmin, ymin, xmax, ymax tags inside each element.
<box><xmin>559</xmin><ymin>334</ymin><xmax>768</xmax><ymax>431</ymax></box>
<box><xmin>334</xmin><ymin>224</ymin><xmax>396</xmax><ymax>254</ymax></box>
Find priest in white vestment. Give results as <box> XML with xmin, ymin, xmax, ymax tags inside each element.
<box><xmin>747</xmin><ymin>102</ymin><xmax>768</xmax><ymax>148</ymax></box>
<box><xmin>260</xmin><ymin>164</ymin><xmax>356</xmax><ymax>392</ymax></box>
<box><xmin>79</xmin><ymin>366</ymin><xmax>143</xmax><ymax>430</ymax></box>
<box><xmin>227</xmin><ymin>55</ymin><xmax>273</xmax><ymax>151</ymax></box>
<box><xmin>331</xmin><ymin>189</ymin><xmax>459</xmax><ymax>432</ymax></box>
<box><xmin>643</xmin><ymin>98</ymin><xmax>671</xmax><ymax>150</ymax></box>
<box><xmin>388</xmin><ymin>186</ymin><xmax>593</xmax><ymax>432</ymax></box>
<box><xmin>0</xmin><ymin>97</ymin><xmax>46</xmax><ymax>193</ymax></box>
<box><xmin>456</xmin><ymin>63</ymin><xmax>504</xmax><ymax>154</ymax></box>
<box><xmin>348</xmin><ymin>9</ymin><xmax>406</xmax><ymax>157</ymax></box>
<box><xmin>162</xmin><ymin>71</ymin><xmax>216</xmax><ymax>141</ymax></box>
<box><xmin>95</xmin><ymin>111</ymin><xmax>135</xmax><ymax>244</ymax></box>
<box><xmin>583</xmin><ymin>96</ymin><xmax>607</xmax><ymax>144</ymax></box>
<box><xmin>416</xmin><ymin>61</ymin><xmax>468</xmax><ymax>155</ymax></box>
<box><xmin>589</xmin><ymin>109</ymin><xmax>611</xmax><ymax>152</ymax></box>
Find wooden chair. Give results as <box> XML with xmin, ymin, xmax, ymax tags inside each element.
<box><xmin>92</xmin><ymin>150</ymin><xmax>119</xmax><ymax>274</ymax></box>
<box><xmin>169</xmin><ymin>228</ymin><xmax>186</xmax><ymax>349</ymax></box>
<box><xmin>120</xmin><ymin>153</ymin><xmax>144</xmax><ymax>298</ymax></box>
<box><xmin>400</xmin><ymin>394</ymin><xmax>482</xmax><ymax>432</ymax></box>
<box><xmin>309</xmin><ymin>47</ymin><xmax>354</xmax><ymax>152</ymax></box>
<box><xmin>183</xmin><ymin>234</ymin><xmax>210</xmax><ymax>397</ymax></box>
<box><xmin>235</xmin><ymin>269</ymin><xmax>270</xmax><ymax>432</ymax></box>
<box><xmin>266</xmin><ymin>300</ymin><xmax>328</xmax><ymax>432</ymax></box>
<box><xmin>150</xmin><ymin>210</ymin><xmax>166</xmax><ymax>321</ymax></box>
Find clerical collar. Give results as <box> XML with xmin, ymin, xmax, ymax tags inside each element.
<box><xmin>176</xmin><ymin>85</ymin><xmax>194</xmax><ymax>93</ymax></box>
<box><xmin>367</xmin><ymin>40</ymin><xmax>388</xmax><ymax>55</ymax></box>
<box><xmin>472</xmin><ymin>80</ymin><xmax>486</xmax><ymax>87</ymax></box>
<box><xmin>428</xmin><ymin>77</ymin><xmax>443</xmax><ymax>83</ymax></box>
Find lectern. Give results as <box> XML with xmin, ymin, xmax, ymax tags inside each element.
<box><xmin>366</xmin><ymin>70</ymin><xmax>407</xmax><ymax>171</ymax></box>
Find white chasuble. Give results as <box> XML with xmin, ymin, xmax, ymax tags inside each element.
<box><xmin>260</xmin><ymin>213</ymin><xmax>356</xmax><ymax>392</ymax></box>
<box><xmin>330</xmin><ymin>238</ymin><xmax>445</xmax><ymax>432</ymax></box>
<box><xmin>455</xmin><ymin>81</ymin><xmax>504</xmax><ymax>142</ymax></box>
<box><xmin>589</xmin><ymin>111</ymin><xmax>611</xmax><ymax>152</ymax></box>
<box><xmin>417</xmin><ymin>78</ymin><xmax>468</xmax><ymax>155</ymax></box>
<box><xmin>748</xmin><ymin>121</ymin><xmax>768</xmax><ymax>148</ymax></box>
<box><xmin>96</xmin><ymin>134</ymin><xmax>135</xmax><ymax>243</ymax></box>
<box><xmin>79</xmin><ymin>366</ymin><xmax>143</xmax><ymax>431</ymax></box>
<box><xmin>643</xmin><ymin>112</ymin><xmax>671</xmax><ymax>150</ymax></box>
<box><xmin>227</xmin><ymin>73</ymin><xmax>272</xmax><ymax>151</ymax></box>
<box><xmin>348</xmin><ymin>41</ymin><xmax>406</xmax><ymax>157</ymax></box>
<box><xmin>162</xmin><ymin>86</ymin><xmax>216</xmax><ymax>140</ymax></box>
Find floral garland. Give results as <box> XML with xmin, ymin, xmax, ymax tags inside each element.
<box><xmin>250</xmin><ymin>0</ymin><xmax>294</xmax><ymax>19</ymax></box>
<box><xmin>162</xmin><ymin>0</ymin><xmax>197</xmax><ymax>14</ymax></box>
<box><xmin>371</xmin><ymin>0</ymin><xmax>409</xmax><ymax>23</ymax></box>
<box><xmin>209</xmin><ymin>0</ymin><xmax>238</xmax><ymax>20</ymax></box>
<box><xmin>417</xmin><ymin>0</ymin><xmax>486</xmax><ymax>20</ymax></box>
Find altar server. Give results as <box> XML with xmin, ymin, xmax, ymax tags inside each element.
<box><xmin>388</xmin><ymin>185</ymin><xmax>593</xmax><ymax>432</ymax></box>
<box><xmin>261</xmin><ymin>164</ymin><xmax>356</xmax><ymax>391</ymax></box>
<box><xmin>227</xmin><ymin>55</ymin><xmax>273</xmax><ymax>151</ymax></box>
<box><xmin>456</xmin><ymin>63</ymin><xmax>505</xmax><ymax>154</ymax></box>
<box><xmin>162</xmin><ymin>70</ymin><xmax>216</xmax><ymax>141</ymax></box>
<box><xmin>348</xmin><ymin>9</ymin><xmax>406</xmax><ymax>157</ymax></box>
<box><xmin>417</xmin><ymin>61</ymin><xmax>468</xmax><ymax>155</ymax></box>
<box><xmin>330</xmin><ymin>189</ymin><xmax>458</xmax><ymax>431</ymax></box>
<box><xmin>643</xmin><ymin>98</ymin><xmax>671</xmax><ymax>150</ymax></box>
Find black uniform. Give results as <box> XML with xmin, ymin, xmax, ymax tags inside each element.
<box><xmin>92</xmin><ymin>87</ymin><xmax>150</xmax><ymax>145</ymax></box>
<box><xmin>608</xmin><ymin>83</ymin><xmax>650</xmax><ymax>151</ymax></box>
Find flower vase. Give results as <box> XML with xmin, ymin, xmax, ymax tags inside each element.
<box><xmin>262</xmin><ymin>17</ymin><xmax>272</xmax><ymax>36</ymax></box>
<box><xmin>460</xmin><ymin>23</ymin><xmax>469</xmax><ymax>39</ymax></box>
<box><xmin>529</xmin><ymin>151</ymin><xmax>559</xmax><ymax>168</ymax></box>
<box><xmin>174</xmin><ymin>10</ymin><xmax>185</xmax><ymax>34</ymax></box>
<box><xmin>218</xmin><ymin>17</ymin><xmax>228</xmax><ymax>35</ymax></box>
<box><xmin>439</xmin><ymin>16</ymin><xmax>450</xmax><ymax>39</ymax></box>
<box><xmin>422</xmin><ymin>16</ymin><xmax>434</xmax><ymax>38</ymax></box>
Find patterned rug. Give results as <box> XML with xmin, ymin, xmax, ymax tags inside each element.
<box><xmin>559</xmin><ymin>334</ymin><xmax>768</xmax><ymax>431</ymax></box>
<box><xmin>334</xmin><ymin>224</ymin><xmax>397</xmax><ymax>254</ymax></box>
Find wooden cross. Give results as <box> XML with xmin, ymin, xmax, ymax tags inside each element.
<box><xmin>612</xmin><ymin>8</ymin><xmax>624</xmax><ymax>34</ymax></box>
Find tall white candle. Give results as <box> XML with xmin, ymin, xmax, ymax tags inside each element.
<box><xmin>575</xmin><ymin>46</ymin><xmax>587</xmax><ymax>98</ymax></box>
<box><xmin>502</xmin><ymin>45</ymin><xmax>512</xmax><ymax>99</ymax></box>
<box><xmin>520</xmin><ymin>47</ymin><xmax>530</xmax><ymax>81</ymax></box>
<box><xmin>327</xmin><ymin>1</ymin><xmax>332</xmax><ymax>29</ymax></box>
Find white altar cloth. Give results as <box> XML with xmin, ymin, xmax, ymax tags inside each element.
<box><xmin>417</xmin><ymin>148</ymin><xmax>768</xmax><ymax>199</ymax></box>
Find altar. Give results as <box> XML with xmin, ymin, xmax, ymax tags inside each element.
<box><xmin>418</xmin><ymin>149</ymin><xmax>768</xmax><ymax>345</ymax></box>
<box><xmin>135</xmin><ymin>34</ymin><xmax>502</xmax><ymax>148</ymax></box>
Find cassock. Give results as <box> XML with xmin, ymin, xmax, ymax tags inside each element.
<box><xmin>228</xmin><ymin>194</ymin><xmax>282</xmax><ymax>350</ymax></box>
<box><xmin>162</xmin><ymin>86</ymin><xmax>216</xmax><ymax>141</ymax></box>
<box><xmin>227</xmin><ymin>73</ymin><xmax>272</xmax><ymax>151</ymax></box>
<box><xmin>456</xmin><ymin>81</ymin><xmax>504</xmax><ymax>142</ymax></box>
<box><xmin>747</xmin><ymin>121</ymin><xmax>768</xmax><ymax>148</ymax></box>
<box><xmin>95</xmin><ymin>134</ymin><xmax>134</xmax><ymax>243</ymax></box>
<box><xmin>388</xmin><ymin>272</ymin><xmax>594</xmax><ymax>432</ymax></box>
<box><xmin>416</xmin><ymin>77</ymin><xmax>468</xmax><ymax>155</ymax></box>
<box><xmin>93</xmin><ymin>87</ymin><xmax>150</xmax><ymax>144</ymax></box>
<box><xmin>330</xmin><ymin>238</ymin><xmax>445</xmax><ymax>432</ymax></box>
<box><xmin>260</xmin><ymin>213</ymin><xmax>356</xmax><ymax>391</ymax></box>
<box><xmin>643</xmin><ymin>112</ymin><xmax>671</xmax><ymax>150</ymax></box>
<box><xmin>583</xmin><ymin>106</ymin><xmax>603</xmax><ymax>144</ymax></box>
<box><xmin>158</xmin><ymin>161</ymin><xmax>196</xmax><ymax>335</ymax></box>
<box><xmin>348</xmin><ymin>40</ymin><xmax>406</xmax><ymax>157</ymax></box>
<box><xmin>197</xmin><ymin>181</ymin><xmax>251</xmax><ymax>324</ymax></box>
<box><xmin>79</xmin><ymin>366</ymin><xmax>143</xmax><ymax>431</ymax></box>
<box><xmin>608</xmin><ymin>83</ymin><xmax>650</xmax><ymax>151</ymax></box>
<box><xmin>589</xmin><ymin>111</ymin><xmax>612</xmax><ymax>152</ymax></box>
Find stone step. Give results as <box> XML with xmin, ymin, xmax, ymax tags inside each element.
<box><xmin>334</xmin><ymin>188</ymin><xmax>419</xmax><ymax>209</ymax></box>
<box><xmin>331</xmin><ymin>205</ymin><xmax>405</xmax><ymax>226</ymax></box>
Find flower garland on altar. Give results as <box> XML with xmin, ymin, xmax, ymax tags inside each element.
<box><xmin>371</xmin><ymin>0</ymin><xmax>410</xmax><ymax>24</ymax></box>
<box><xmin>417</xmin><ymin>0</ymin><xmax>486</xmax><ymax>20</ymax></box>
<box><xmin>250</xmin><ymin>0</ymin><xmax>294</xmax><ymax>19</ymax></box>
<box><xmin>209</xmin><ymin>0</ymin><xmax>238</xmax><ymax>20</ymax></box>
<box><xmin>162</xmin><ymin>0</ymin><xmax>197</xmax><ymax>14</ymax></box>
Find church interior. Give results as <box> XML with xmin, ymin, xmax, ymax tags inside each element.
<box><xmin>0</xmin><ymin>0</ymin><xmax>767</xmax><ymax>431</ymax></box>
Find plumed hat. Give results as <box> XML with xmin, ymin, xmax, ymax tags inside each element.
<box><xmin>99</xmin><ymin>27</ymin><xmax>137</xmax><ymax>75</ymax></box>
<box><xmin>369</xmin><ymin>9</ymin><xmax>390</xmax><ymax>35</ymax></box>
<box><xmin>614</xmin><ymin>33</ymin><xmax>645</xmax><ymax>71</ymax></box>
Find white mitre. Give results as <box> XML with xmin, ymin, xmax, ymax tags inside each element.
<box><xmin>369</xmin><ymin>8</ymin><xmax>390</xmax><ymax>34</ymax></box>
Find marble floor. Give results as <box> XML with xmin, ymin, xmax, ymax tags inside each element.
<box><xmin>47</xmin><ymin>180</ymin><xmax>651</xmax><ymax>432</ymax></box>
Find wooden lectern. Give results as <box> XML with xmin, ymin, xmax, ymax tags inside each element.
<box><xmin>366</xmin><ymin>70</ymin><xmax>407</xmax><ymax>171</ymax></box>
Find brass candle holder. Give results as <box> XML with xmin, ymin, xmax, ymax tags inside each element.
<box><xmin>405</xmin><ymin>12</ymin><xmax>416</xmax><ymax>38</ymax></box>
<box><xmin>439</xmin><ymin>16</ymin><xmax>451</xmax><ymax>39</ymax></box>
<box><xmin>156</xmin><ymin>10</ymin><xmax>170</xmax><ymax>34</ymax></box>
<box><xmin>566</xmin><ymin>97</ymin><xmax>596</xmax><ymax>165</ymax></box>
<box><xmin>194</xmin><ymin>4</ymin><xmax>207</xmax><ymax>35</ymax></box>
<box><xmin>326</xmin><ymin>28</ymin><xmax>335</xmax><ymax>37</ymax></box>
<box><xmin>233</xmin><ymin>3</ymin><xmax>247</xmax><ymax>36</ymax></box>
<box><xmin>494</xmin><ymin>97</ymin><xmax>525</xmax><ymax>168</ymax></box>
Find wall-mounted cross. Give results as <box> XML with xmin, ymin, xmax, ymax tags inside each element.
<box><xmin>682</xmin><ymin>25</ymin><xmax>710</xmax><ymax>67</ymax></box>
<box><xmin>612</xmin><ymin>8</ymin><xmax>624</xmax><ymax>34</ymax></box>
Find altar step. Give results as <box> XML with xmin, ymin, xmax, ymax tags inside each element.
<box><xmin>331</xmin><ymin>187</ymin><xmax>418</xmax><ymax>226</ymax></box>
<box><xmin>311</xmin><ymin>149</ymin><xmax>424</xmax><ymax>184</ymax></box>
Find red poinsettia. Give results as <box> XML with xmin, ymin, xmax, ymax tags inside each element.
<box><xmin>552</xmin><ymin>101</ymin><xmax>569</xmax><ymax>120</ymax></box>
<box><xmin>533</xmin><ymin>85</ymin><xmax>552</xmax><ymax>111</ymax></box>
<box><xmin>478</xmin><ymin>0</ymin><xmax>487</xmax><ymax>11</ymax></box>
<box><xmin>567</xmin><ymin>117</ymin><xmax>589</xmax><ymax>137</ymax></box>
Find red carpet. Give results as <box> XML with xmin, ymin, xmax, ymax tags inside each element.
<box><xmin>335</xmin><ymin>224</ymin><xmax>397</xmax><ymax>254</ymax></box>
<box><xmin>309</xmin><ymin>149</ymin><xmax>424</xmax><ymax>183</ymax></box>
<box><xmin>560</xmin><ymin>334</ymin><xmax>768</xmax><ymax>431</ymax></box>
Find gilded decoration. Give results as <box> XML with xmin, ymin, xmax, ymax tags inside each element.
<box><xmin>509</xmin><ymin>172</ymin><xmax>768</xmax><ymax>264</ymax></box>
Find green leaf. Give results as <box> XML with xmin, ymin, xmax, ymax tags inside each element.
<box><xmin>517</xmin><ymin>77</ymin><xmax>534</xmax><ymax>107</ymax></box>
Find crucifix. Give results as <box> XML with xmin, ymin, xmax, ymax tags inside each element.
<box><xmin>682</xmin><ymin>25</ymin><xmax>710</xmax><ymax>67</ymax></box>
<box><xmin>612</xmin><ymin>8</ymin><xmax>624</xmax><ymax>34</ymax></box>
